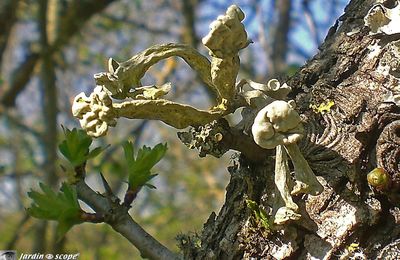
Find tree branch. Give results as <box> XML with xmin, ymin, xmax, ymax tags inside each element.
<box><xmin>101</xmin><ymin>14</ymin><xmax>177</xmax><ymax>37</ymax></box>
<box><xmin>302</xmin><ymin>0</ymin><xmax>321</xmax><ymax>47</ymax></box>
<box><xmin>76</xmin><ymin>180</ymin><xmax>180</xmax><ymax>260</ymax></box>
<box><xmin>1</xmin><ymin>53</ymin><xmax>40</xmax><ymax>108</ymax></box>
<box><xmin>0</xmin><ymin>0</ymin><xmax>20</xmax><ymax>69</ymax></box>
<box><xmin>270</xmin><ymin>0</ymin><xmax>292</xmax><ymax>76</ymax></box>
<box><xmin>0</xmin><ymin>0</ymin><xmax>117</xmax><ymax>110</ymax></box>
<box><xmin>3</xmin><ymin>110</ymin><xmax>42</xmax><ymax>140</ymax></box>
<box><xmin>180</xmin><ymin>0</ymin><xmax>199</xmax><ymax>47</ymax></box>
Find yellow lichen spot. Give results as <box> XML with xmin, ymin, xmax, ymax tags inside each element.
<box><xmin>310</xmin><ymin>100</ymin><xmax>335</xmax><ymax>114</ymax></box>
<box><xmin>347</xmin><ymin>243</ymin><xmax>359</xmax><ymax>253</ymax></box>
<box><xmin>212</xmin><ymin>98</ymin><xmax>229</xmax><ymax>111</ymax></box>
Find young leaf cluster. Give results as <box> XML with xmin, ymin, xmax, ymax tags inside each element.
<box><xmin>246</xmin><ymin>199</ymin><xmax>271</xmax><ymax>230</ymax></box>
<box><xmin>27</xmin><ymin>183</ymin><xmax>82</xmax><ymax>240</ymax></box>
<box><xmin>59</xmin><ymin>128</ymin><xmax>106</xmax><ymax>167</ymax></box>
<box><xmin>27</xmin><ymin>127</ymin><xmax>169</xmax><ymax>239</ymax></box>
<box><xmin>122</xmin><ymin>141</ymin><xmax>167</xmax><ymax>190</ymax></box>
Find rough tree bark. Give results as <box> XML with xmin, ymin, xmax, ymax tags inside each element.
<box><xmin>179</xmin><ymin>0</ymin><xmax>400</xmax><ymax>259</ymax></box>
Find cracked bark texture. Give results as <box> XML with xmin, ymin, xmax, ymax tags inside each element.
<box><xmin>180</xmin><ymin>0</ymin><xmax>400</xmax><ymax>259</ymax></box>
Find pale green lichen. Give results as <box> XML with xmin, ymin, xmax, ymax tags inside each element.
<box><xmin>274</xmin><ymin>145</ymin><xmax>301</xmax><ymax>225</ymax></box>
<box><xmin>237</xmin><ymin>79</ymin><xmax>292</xmax><ymax>101</ymax></box>
<box><xmin>252</xmin><ymin>100</ymin><xmax>304</xmax><ymax>149</ymax></box>
<box><xmin>72</xmin><ymin>86</ymin><xmax>116</xmax><ymax>137</ymax></box>
<box><xmin>115</xmin><ymin>99</ymin><xmax>222</xmax><ymax>129</ymax></box>
<box><xmin>73</xmin><ymin>5</ymin><xmax>253</xmax><ymax>137</ymax></box>
<box><xmin>252</xmin><ymin>99</ymin><xmax>323</xmax><ymax>223</ymax></box>
<box><xmin>95</xmin><ymin>43</ymin><xmax>215</xmax><ymax>100</ymax></box>
<box><xmin>202</xmin><ymin>5</ymin><xmax>251</xmax><ymax>103</ymax></box>
<box><xmin>72</xmin><ymin>6</ymin><xmax>321</xmax><ymax>225</ymax></box>
<box><xmin>127</xmin><ymin>83</ymin><xmax>171</xmax><ymax>100</ymax></box>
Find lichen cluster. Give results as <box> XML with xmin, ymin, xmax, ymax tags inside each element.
<box><xmin>72</xmin><ymin>86</ymin><xmax>116</xmax><ymax>137</ymax></box>
<box><xmin>177</xmin><ymin>120</ymin><xmax>229</xmax><ymax>158</ymax></box>
<box><xmin>72</xmin><ymin>4</ymin><xmax>323</xmax><ymax>226</ymax></box>
<box><xmin>72</xmin><ymin>5</ymin><xmax>252</xmax><ymax>137</ymax></box>
<box><xmin>252</xmin><ymin>98</ymin><xmax>323</xmax><ymax>224</ymax></box>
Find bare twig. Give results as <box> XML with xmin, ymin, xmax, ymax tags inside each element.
<box><xmin>302</xmin><ymin>0</ymin><xmax>321</xmax><ymax>47</ymax></box>
<box><xmin>3</xmin><ymin>110</ymin><xmax>42</xmax><ymax>141</ymax></box>
<box><xmin>101</xmin><ymin>14</ymin><xmax>177</xmax><ymax>37</ymax></box>
<box><xmin>0</xmin><ymin>0</ymin><xmax>20</xmax><ymax>69</ymax></box>
<box><xmin>76</xmin><ymin>180</ymin><xmax>180</xmax><ymax>260</ymax></box>
<box><xmin>256</xmin><ymin>5</ymin><xmax>274</xmax><ymax>76</ymax></box>
<box><xmin>6</xmin><ymin>213</ymin><xmax>31</xmax><ymax>249</ymax></box>
<box><xmin>0</xmin><ymin>0</ymin><xmax>117</xmax><ymax>110</ymax></box>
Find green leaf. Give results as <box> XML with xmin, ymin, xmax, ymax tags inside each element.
<box><xmin>246</xmin><ymin>199</ymin><xmax>270</xmax><ymax>228</ymax></box>
<box><xmin>27</xmin><ymin>183</ymin><xmax>82</xmax><ymax>239</ymax></box>
<box><xmin>87</xmin><ymin>145</ymin><xmax>108</xmax><ymax>160</ymax></box>
<box><xmin>259</xmin><ymin>208</ymin><xmax>270</xmax><ymax>229</ymax></box>
<box><xmin>122</xmin><ymin>141</ymin><xmax>135</xmax><ymax>164</ymax></box>
<box><xmin>59</xmin><ymin>127</ymin><xmax>107</xmax><ymax>167</ymax></box>
<box><xmin>121</xmin><ymin>142</ymin><xmax>167</xmax><ymax>190</ymax></box>
<box><xmin>56</xmin><ymin>208</ymin><xmax>81</xmax><ymax>241</ymax></box>
<box><xmin>246</xmin><ymin>199</ymin><xmax>258</xmax><ymax>212</ymax></box>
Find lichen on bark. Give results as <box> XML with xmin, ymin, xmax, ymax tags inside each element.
<box><xmin>72</xmin><ymin>1</ymin><xmax>400</xmax><ymax>259</ymax></box>
<box><xmin>181</xmin><ymin>0</ymin><xmax>400</xmax><ymax>259</ymax></box>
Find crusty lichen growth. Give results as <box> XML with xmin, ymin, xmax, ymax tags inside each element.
<box><xmin>252</xmin><ymin>100</ymin><xmax>304</xmax><ymax>149</ymax></box>
<box><xmin>177</xmin><ymin>120</ymin><xmax>229</xmax><ymax>158</ymax></box>
<box><xmin>72</xmin><ymin>5</ymin><xmax>322</xmax><ymax>225</ymax></box>
<box><xmin>364</xmin><ymin>3</ymin><xmax>400</xmax><ymax>35</ymax></box>
<box><xmin>72</xmin><ymin>86</ymin><xmax>116</xmax><ymax>137</ymax></box>
<box><xmin>72</xmin><ymin>5</ymin><xmax>252</xmax><ymax>137</ymax></box>
<box><xmin>252</xmin><ymin>98</ymin><xmax>323</xmax><ymax>224</ymax></box>
<box><xmin>202</xmin><ymin>5</ymin><xmax>251</xmax><ymax>104</ymax></box>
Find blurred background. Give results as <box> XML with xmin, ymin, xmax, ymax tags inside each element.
<box><xmin>0</xmin><ymin>0</ymin><xmax>347</xmax><ymax>259</ymax></box>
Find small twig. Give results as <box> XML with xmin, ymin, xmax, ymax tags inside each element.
<box><xmin>101</xmin><ymin>14</ymin><xmax>177</xmax><ymax>37</ymax></box>
<box><xmin>6</xmin><ymin>213</ymin><xmax>31</xmax><ymax>249</ymax></box>
<box><xmin>74</xmin><ymin>162</ymin><xmax>86</xmax><ymax>179</ymax></box>
<box><xmin>123</xmin><ymin>186</ymin><xmax>141</xmax><ymax>207</ymax></box>
<box><xmin>99</xmin><ymin>172</ymin><xmax>121</xmax><ymax>207</ymax></box>
<box><xmin>302</xmin><ymin>0</ymin><xmax>321</xmax><ymax>47</ymax></box>
<box><xmin>76</xmin><ymin>180</ymin><xmax>180</xmax><ymax>260</ymax></box>
<box><xmin>80</xmin><ymin>211</ymin><xmax>105</xmax><ymax>223</ymax></box>
<box><xmin>99</xmin><ymin>172</ymin><xmax>114</xmax><ymax>196</ymax></box>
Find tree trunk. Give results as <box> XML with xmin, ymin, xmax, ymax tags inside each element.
<box><xmin>270</xmin><ymin>0</ymin><xmax>291</xmax><ymax>77</ymax></box>
<box><xmin>180</xmin><ymin>0</ymin><xmax>400</xmax><ymax>259</ymax></box>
